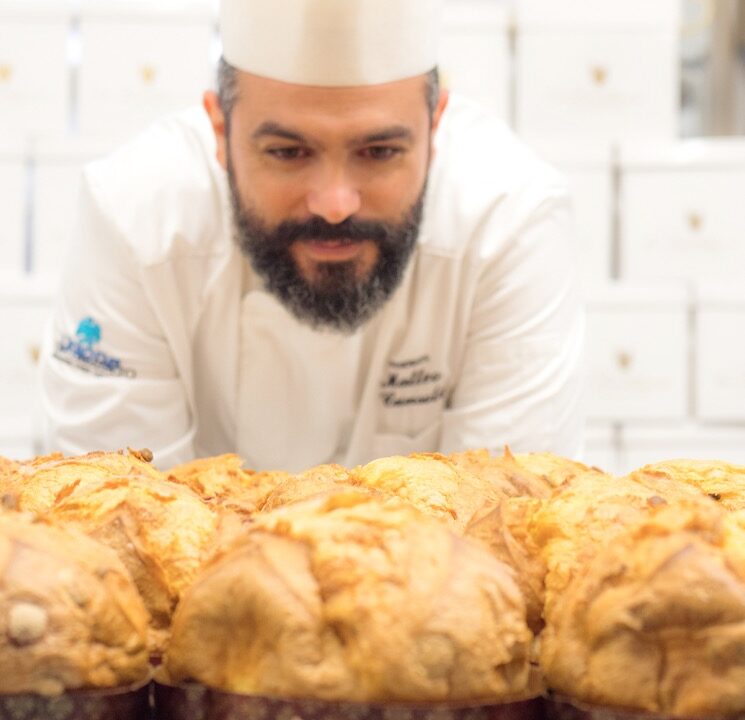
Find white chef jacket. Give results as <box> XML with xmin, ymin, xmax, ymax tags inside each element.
<box><xmin>40</xmin><ymin>95</ymin><xmax>585</xmax><ymax>472</ymax></box>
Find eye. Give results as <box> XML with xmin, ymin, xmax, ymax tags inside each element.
<box><xmin>266</xmin><ymin>147</ymin><xmax>312</xmax><ymax>161</ymax></box>
<box><xmin>360</xmin><ymin>146</ymin><xmax>402</xmax><ymax>161</ymax></box>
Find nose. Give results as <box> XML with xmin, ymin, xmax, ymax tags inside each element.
<box><xmin>305</xmin><ymin>167</ymin><xmax>361</xmax><ymax>224</ymax></box>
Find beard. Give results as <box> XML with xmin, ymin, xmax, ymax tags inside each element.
<box><xmin>227</xmin><ymin>156</ymin><xmax>426</xmax><ymax>334</ymax></box>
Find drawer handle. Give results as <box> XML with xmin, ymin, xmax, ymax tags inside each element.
<box><xmin>617</xmin><ymin>351</ymin><xmax>633</xmax><ymax>370</ymax></box>
<box><xmin>590</xmin><ymin>65</ymin><xmax>609</xmax><ymax>86</ymax></box>
<box><xmin>688</xmin><ymin>212</ymin><xmax>703</xmax><ymax>231</ymax></box>
<box><xmin>0</xmin><ymin>64</ymin><xmax>12</xmax><ymax>83</ymax></box>
<box><xmin>28</xmin><ymin>345</ymin><xmax>40</xmax><ymax>366</ymax></box>
<box><xmin>140</xmin><ymin>64</ymin><xmax>157</xmax><ymax>85</ymax></box>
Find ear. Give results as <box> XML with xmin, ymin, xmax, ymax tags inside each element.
<box><xmin>203</xmin><ymin>90</ymin><xmax>228</xmax><ymax>170</ymax></box>
<box><xmin>429</xmin><ymin>88</ymin><xmax>450</xmax><ymax>159</ymax></box>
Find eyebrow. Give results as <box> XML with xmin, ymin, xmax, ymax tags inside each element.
<box><xmin>251</xmin><ymin>121</ymin><xmax>415</xmax><ymax>146</ymax></box>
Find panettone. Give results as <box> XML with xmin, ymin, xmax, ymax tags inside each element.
<box><xmin>465</xmin><ymin>497</ymin><xmax>546</xmax><ymax>632</ymax></box>
<box><xmin>449</xmin><ymin>448</ymin><xmax>552</xmax><ymax>498</ymax></box>
<box><xmin>43</xmin><ymin>473</ymin><xmax>220</xmax><ymax>653</ymax></box>
<box><xmin>260</xmin><ymin>464</ymin><xmax>359</xmax><ymax>511</ymax></box>
<box><xmin>628</xmin><ymin>458</ymin><xmax>745</xmax><ymax>510</ymax></box>
<box><xmin>540</xmin><ymin>501</ymin><xmax>745</xmax><ymax>716</ymax></box>
<box><xmin>511</xmin><ymin>451</ymin><xmax>597</xmax><ymax>489</ymax></box>
<box><xmin>167</xmin><ymin>454</ymin><xmax>293</xmax><ymax>514</ymax></box>
<box><xmin>165</xmin><ymin>490</ymin><xmax>532</xmax><ymax>703</ymax></box>
<box><xmin>0</xmin><ymin>514</ymin><xmax>149</xmax><ymax>695</ymax></box>
<box><xmin>10</xmin><ymin>450</ymin><xmax>163</xmax><ymax>516</ymax></box>
<box><xmin>529</xmin><ymin>469</ymin><xmax>707</xmax><ymax>618</ymax></box>
<box><xmin>354</xmin><ymin>453</ymin><xmax>510</xmax><ymax>530</ymax></box>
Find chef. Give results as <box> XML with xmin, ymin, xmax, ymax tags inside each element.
<box><xmin>40</xmin><ymin>0</ymin><xmax>585</xmax><ymax>471</ymax></box>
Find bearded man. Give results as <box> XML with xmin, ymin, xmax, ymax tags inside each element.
<box><xmin>40</xmin><ymin>0</ymin><xmax>585</xmax><ymax>471</ymax></box>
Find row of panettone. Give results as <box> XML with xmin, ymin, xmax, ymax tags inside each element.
<box><xmin>2</xmin><ymin>448</ymin><xmax>745</xmax><ymax>715</ymax></box>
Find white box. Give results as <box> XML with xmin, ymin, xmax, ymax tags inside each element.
<box><xmin>620</xmin><ymin>140</ymin><xmax>745</xmax><ymax>282</ymax></box>
<box><xmin>440</xmin><ymin>0</ymin><xmax>511</xmax><ymax>118</ymax></box>
<box><xmin>535</xmin><ymin>144</ymin><xmax>614</xmax><ymax>284</ymax></box>
<box><xmin>620</xmin><ymin>424</ymin><xmax>745</xmax><ymax>476</ymax></box>
<box><xmin>695</xmin><ymin>284</ymin><xmax>745</xmax><ymax>422</ymax></box>
<box><xmin>0</xmin><ymin>278</ymin><xmax>53</xmax><ymax>440</ymax></box>
<box><xmin>516</xmin><ymin>29</ymin><xmax>678</xmax><ymax>145</ymax></box>
<box><xmin>585</xmin><ymin>284</ymin><xmax>689</xmax><ymax>421</ymax></box>
<box><xmin>79</xmin><ymin>0</ymin><xmax>215</xmax><ymax>138</ymax></box>
<box><xmin>32</xmin><ymin>139</ymin><xmax>113</xmax><ymax>276</ymax></box>
<box><xmin>0</xmin><ymin>143</ymin><xmax>27</xmax><ymax>277</ymax></box>
<box><xmin>0</xmin><ymin>1</ymin><xmax>71</xmax><ymax>138</ymax></box>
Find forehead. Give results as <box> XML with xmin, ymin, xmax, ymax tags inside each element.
<box><xmin>233</xmin><ymin>71</ymin><xmax>430</xmax><ymax>135</ymax></box>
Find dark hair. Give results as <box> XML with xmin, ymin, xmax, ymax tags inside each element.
<box><xmin>216</xmin><ymin>57</ymin><xmax>440</xmax><ymax>132</ymax></box>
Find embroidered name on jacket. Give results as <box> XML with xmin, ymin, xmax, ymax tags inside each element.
<box><xmin>380</xmin><ymin>355</ymin><xmax>447</xmax><ymax>407</ymax></box>
<box><xmin>54</xmin><ymin>316</ymin><xmax>137</xmax><ymax>378</ymax></box>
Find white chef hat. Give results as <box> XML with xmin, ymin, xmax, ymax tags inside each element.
<box><xmin>220</xmin><ymin>0</ymin><xmax>443</xmax><ymax>87</ymax></box>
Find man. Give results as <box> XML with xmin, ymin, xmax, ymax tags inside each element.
<box><xmin>40</xmin><ymin>0</ymin><xmax>584</xmax><ymax>471</ymax></box>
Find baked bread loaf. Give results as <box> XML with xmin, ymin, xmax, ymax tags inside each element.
<box><xmin>449</xmin><ymin>448</ymin><xmax>552</xmax><ymax>498</ymax></box>
<box><xmin>9</xmin><ymin>450</ymin><xmax>163</xmax><ymax>516</ymax></box>
<box><xmin>44</xmin><ymin>473</ymin><xmax>220</xmax><ymax>653</ymax></box>
<box><xmin>166</xmin><ymin>490</ymin><xmax>532</xmax><ymax>702</ymax></box>
<box><xmin>0</xmin><ymin>514</ymin><xmax>149</xmax><ymax>695</ymax></box>
<box><xmin>261</xmin><ymin>464</ymin><xmax>358</xmax><ymax>512</ymax></box>
<box><xmin>541</xmin><ymin>501</ymin><xmax>745</xmax><ymax>716</ymax></box>
<box><xmin>628</xmin><ymin>458</ymin><xmax>745</xmax><ymax>510</ymax></box>
<box><xmin>465</xmin><ymin>497</ymin><xmax>546</xmax><ymax>632</ymax></box>
<box><xmin>511</xmin><ymin>451</ymin><xmax>597</xmax><ymax>489</ymax></box>
<box><xmin>355</xmin><ymin>453</ymin><xmax>510</xmax><ymax>530</ymax></box>
<box><xmin>167</xmin><ymin>454</ymin><xmax>293</xmax><ymax>514</ymax></box>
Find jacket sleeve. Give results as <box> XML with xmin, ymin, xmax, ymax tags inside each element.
<box><xmin>39</xmin><ymin>172</ymin><xmax>196</xmax><ymax>469</ymax></box>
<box><xmin>439</xmin><ymin>191</ymin><xmax>586</xmax><ymax>458</ymax></box>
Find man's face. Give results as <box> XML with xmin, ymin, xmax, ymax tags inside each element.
<box><xmin>205</xmin><ymin>71</ymin><xmax>447</xmax><ymax>332</ymax></box>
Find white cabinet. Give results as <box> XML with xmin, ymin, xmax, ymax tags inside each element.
<box><xmin>0</xmin><ymin>1</ymin><xmax>71</xmax><ymax>138</ymax></box>
<box><xmin>0</xmin><ymin>144</ymin><xmax>26</xmax><ymax>277</ymax></box>
<box><xmin>535</xmin><ymin>144</ymin><xmax>614</xmax><ymax>284</ymax></box>
<box><xmin>440</xmin><ymin>0</ymin><xmax>510</xmax><ymax>118</ymax></box>
<box><xmin>585</xmin><ymin>284</ymin><xmax>689</xmax><ymax>421</ymax></box>
<box><xmin>0</xmin><ymin>280</ymin><xmax>52</xmax><ymax>447</ymax></box>
<box><xmin>582</xmin><ymin>423</ymin><xmax>621</xmax><ymax>476</ymax></box>
<box><xmin>620</xmin><ymin>140</ymin><xmax>745</xmax><ymax>282</ymax></box>
<box><xmin>78</xmin><ymin>0</ymin><xmax>215</xmax><ymax>139</ymax></box>
<box><xmin>695</xmin><ymin>285</ymin><xmax>745</xmax><ymax>422</ymax></box>
<box><xmin>31</xmin><ymin>139</ymin><xmax>112</xmax><ymax>276</ymax></box>
<box><xmin>516</xmin><ymin>29</ymin><xmax>678</xmax><ymax>145</ymax></box>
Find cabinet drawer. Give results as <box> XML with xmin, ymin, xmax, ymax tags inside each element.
<box><xmin>621</xmin><ymin>165</ymin><xmax>745</xmax><ymax>282</ymax></box>
<box><xmin>79</xmin><ymin>3</ymin><xmax>215</xmax><ymax>137</ymax></box>
<box><xmin>0</xmin><ymin>153</ymin><xmax>26</xmax><ymax>275</ymax></box>
<box><xmin>517</xmin><ymin>0</ymin><xmax>679</xmax><ymax>30</ymax></box>
<box><xmin>0</xmin><ymin>3</ymin><xmax>70</xmax><ymax>137</ymax></box>
<box><xmin>0</xmin><ymin>286</ymin><xmax>52</xmax><ymax>438</ymax></box>
<box><xmin>32</xmin><ymin>140</ymin><xmax>111</xmax><ymax>276</ymax></box>
<box><xmin>516</xmin><ymin>29</ymin><xmax>678</xmax><ymax>144</ymax></box>
<box><xmin>586</xmin><ymin>286</ymin><xmax>688</xmax><ymax>421</ymax></box>
<box><xmin>440</xmin><ymin>0</ymin><xmax>510</xmax><ymax>118</ymax></box>
<box><xmin>695</xmin><ymin>287</ymin><xmax>745</xmax><ymax>421</ymax></box>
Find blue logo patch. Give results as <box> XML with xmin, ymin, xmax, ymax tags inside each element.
<box><xmin>54</xmin><ymin>316</ymin><xmax>136</xmax><ymax>378</ymax></box>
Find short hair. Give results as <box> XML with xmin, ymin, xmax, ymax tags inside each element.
<box><xmin>216</xmin><ymin>57</ymin><xmax>440</xmax><ymax>133</ymax></box>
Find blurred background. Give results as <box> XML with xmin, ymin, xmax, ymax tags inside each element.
<box><xmin>1</xmin><ymin>0</ymin><xmax>744</xmax><ymax>472</ymax></box>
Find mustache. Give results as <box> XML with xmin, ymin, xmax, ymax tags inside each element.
<box><xmin>270</xmin><ymin>216</ymin><xmax>395</xmax><ymax>247</ymax></box>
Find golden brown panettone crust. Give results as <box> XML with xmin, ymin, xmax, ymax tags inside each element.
<box><xmin>166</xmin><ymin>491</ymin><xmax>532</xmax><ymax>703</ymax></box>
<box><xmin>0</xmin><ymin>514</ymin><xmax>149</xmax><ymax>695</ymax></box>
<box><xmin>628</xmin><ymin>458</ymin><xmax>745</xmax><ymax>510</ymax></box>
<box><xmin>44</xmin><ymin>473</ymin><xmax>220</xmax><ymax>654</ymax></box>
<box><xmin>541</xmin><ymin>501</ymin><xmax>745</xmax><ymax>716</ymax></box>
<box><xmin>11</xmin><ymin>450</ymin><xmax>164</xmax><ymax>516</ymax></box>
